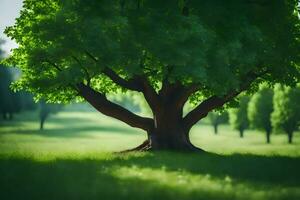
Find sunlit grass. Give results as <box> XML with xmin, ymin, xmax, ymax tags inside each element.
<box><xmin>0</xmin><ymin>109</ymin><xmax>300</xmax><ymax>200</ymax></box>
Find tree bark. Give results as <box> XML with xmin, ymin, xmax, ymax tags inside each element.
<box><xmin>77</xmin><ymin>83</ymin><xmax>153</xmax><ymax>132</ymax></box>
<box><xmin>148</xmin><ymin>110</ymin><xmax>197</xmax><ymax>151</ymax></box>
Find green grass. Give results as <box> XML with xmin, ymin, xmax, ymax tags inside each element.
<box><xmin>0</xmin><ymin>109</ymin><xmax>300</xmax><ymax>200</ymax></box>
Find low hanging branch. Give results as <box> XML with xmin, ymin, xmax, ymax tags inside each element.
<box><xmin>44</xmin><ymin>56</ymin><xmax>154</xmax><ymax>132</ymax></box>
<box><xmin>76</xmin><ymin>83</ymin><xmax>154</xmax><ymax>131</ymax></box>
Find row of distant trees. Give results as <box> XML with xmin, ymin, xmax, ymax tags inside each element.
<box><xmin>218</xmin><ymin>84</ymin><xmax>300</xmax><ymax>144</ymax></box>
<box><xmin>0</xmin><ymin>41</ymin><xmax>61</xmax><ymax>130</ymax></box>
<box><xmin>0</xmin><ymin>65</ymin><xmax>62</xmax><ymax>130</ymax></box>
<box><xmin>0</xmin><ymin>67</ymin><xmax>36</xmax><ymax>119</ymax></box>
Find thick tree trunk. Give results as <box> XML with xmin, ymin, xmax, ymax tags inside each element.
<box><xmin>124</xmin><ymin>102</ymin><xmax>203</xmax><ymax>152</ymax></box>
<box><xmin>288</xmin><ymin>131</ymin><xmax>293</xmax><ymax>144</ymax></box>
<box><xmin>139</xmin><ymin>101</ymin><xmax>204</xmax><ymax>152</ymax></box>
<box><xmin>148</xmin><ymin>127</ymin><xmax>194</xmax><ymax>151</ymax></box>
<box><xmin>122</xmin><ymin>125</ymin><xmax>201</xmax><ymax>152</ymax></box>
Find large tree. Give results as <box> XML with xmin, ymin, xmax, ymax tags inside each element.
<box><xmin>248</xmin><ymin>85</ymin><xmax>273</xmax><ymax>143</ymax></box>
<box><xmin>271</xmin><ymin>84</ymin><xmax>300</xmax><ymax>144</ymax></box>
<box><xmin>3</xmin><ymin>0</ymin><xmax>300</xmax><ymax>151</ymax></box>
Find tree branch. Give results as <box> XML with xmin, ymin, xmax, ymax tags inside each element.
<box><xmin>45</xmin><ymin>60</ymin><xmax>62</xmax><ymax>72</ymax></box>
<box><xmin>71</xmin><ymin>55</ymin><xmax>91</xmax><ymax>86</ymax></box>
<box><xmin>183</xmin><ymin>70</ymin><xmax>268</xmax><ymax>130</ymax></box>
<box><xmin>84</xmin><ymin>50</ymin><xmax>143</xmax><ymax>91</ymax></box>
<box><xmin>84</xmin><ymin>50</ymin><xmax>160</xmax><ymax>112</ymax></box>
<box><xmin>175</xmin><ymin>84</ymin><xmax>200</xmax><ymax>108</ymax></box>
<box><xmin>76</xmin><ymin>83</ymin><xmax>154</xmax><ymax>132</ymax></box>
<box><xmin>102</xmin><ymin>68</ymin><xmax>144</xmax><ymax>92</ymax></box>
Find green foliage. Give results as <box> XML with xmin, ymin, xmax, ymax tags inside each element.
<box><xmin>248</xmin><ymin>85</ymin><xmax>273</xmax><ymax>134</ymax></box>
<box><xmin>3</xmin><ymin>0</ymin><xmax>300</xmax><ymax>103</ymax></box>
<box><xmin>271</xmin><ymin>84</ymin><xmax>300</xmax><ymax>139</ymax></box>
<box><xmin>229</xmin><ymin>96</ymin><xmax>250</xmax><ymax>136</ymax></box>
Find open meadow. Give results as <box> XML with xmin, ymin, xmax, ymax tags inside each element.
<box><xmin>0</xmin><ymin>108</ymin><xmax>300</xmax><ymax>200</ymax></box>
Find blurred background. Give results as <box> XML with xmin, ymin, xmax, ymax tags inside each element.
<box><xmin>1</xmin><ymin>1</ymin><xmax>300</xmax><ymax>200</ymax></box>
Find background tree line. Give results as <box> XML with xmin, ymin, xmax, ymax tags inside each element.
<box><xmin>0</xmin><ymin>40</ymin><xmax>61</xmax><ymax>129</ymax></box>
<box><xmin>227</xmin><ymin>84</ymin><xmax>300</xmax><ymax>144</ymax></box>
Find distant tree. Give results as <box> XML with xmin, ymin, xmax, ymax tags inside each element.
<box><xmin>0</xmin><ymin>40</ymin><xmax>22</xmax><ymax>120</ymax></box>
<box><xmin>248</xmin><ymin>86</ymin><xmax>273</xmax><ymax>143</ymax></box>
<box><xmin>0</xmin><ymin>39</ymin><xmax>36</xmax><ymax>120</ymax></box>
<box><xmin>0</xmin><ymin>67</ymin><xmax>13</xmax><ymax>119</ymax></box>
<box><xmin>3</xmin><ymin>1</ymin><xmax>300</xmax><ymax>151</ymax></box>
<box><xmin>229</xmin><ymin>96</ymin><xmax>250</xmax><ymax>138</ymax></box>
<box><xmin>208</xmin><ymin>111</ymin><xmax>228</xmax><ymax>134</ymax></box>
<box><xmin>39</xmin><ymin>100</ymin><xmax>62</xmax><ymax>130</ymax></box>
<box><xmin>271</xmin><ymin>84</ymin><xmax>300</xmax><ymax>144</ymax></box>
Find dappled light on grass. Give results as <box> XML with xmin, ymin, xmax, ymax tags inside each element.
<box><xmin>1</xmin><ymin>111</ymin><xmax>300</xmax><ymax>199</ymax></box>
<box><xmin>112</xmin><ymin>165</ymin><xmax>296</xmax><ymax>200</ymax></box>
<box><xmin>1</xmin><ymin>152</ymin><xmax>300</xmax><ymax>200</ymax></box>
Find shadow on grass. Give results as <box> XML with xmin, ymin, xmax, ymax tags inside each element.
<box><xmin>0</xmin><ymin>114</ymin><xmax>101</xmax><ymax>127</ymax></box>
<box><xmin>0</xmin><ymin>152</ymin><xmax>300</xmax><ymax>200</ymax></box>
<box><xmin>2</xmin><ymin>125</ymin><xmax>140</xmax><ymax>138</ymax></box>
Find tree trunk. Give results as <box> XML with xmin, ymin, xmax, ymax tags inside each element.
<box><xmin>239</xmin><ymin>129</ymin><xmax>244</xmax><ymax>138</ymax></box>
<box><xmin>288</xmin><ymin>131</ymin><xmax>293</xmax><ymax>144</ymax></box>
<box><xmin>214</xmin><ymin>124</ymin><xmax>218</xmax><ymax>135</ymax></box>
<box><xmin>266</xmin><ymin>131</ymin><xmax>271</xmax><ymax>144</ymax></box>
<box><xmin>148</xmin><ymin>106</ymin><xmax>202</xmax><ymax>151</ymax></box>
<box><xmin>148</xmin><ymin>127</ymin><xmax>194</xmax><ymax>151</ymax></box>
<box><xmin>40</xmin><ymin>117</ymin><xmax>46</xmax><ymax>130</ymax></box>
<box><xmin>127</xmin><ymin>103</ymin><xmax>203</xmax><ymax>152</ymax></box>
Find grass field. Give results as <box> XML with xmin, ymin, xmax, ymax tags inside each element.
<box><xmin>0</xmin><ymin>108</ymin><xmax>300</xmax><ymax>200</ymax></box>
